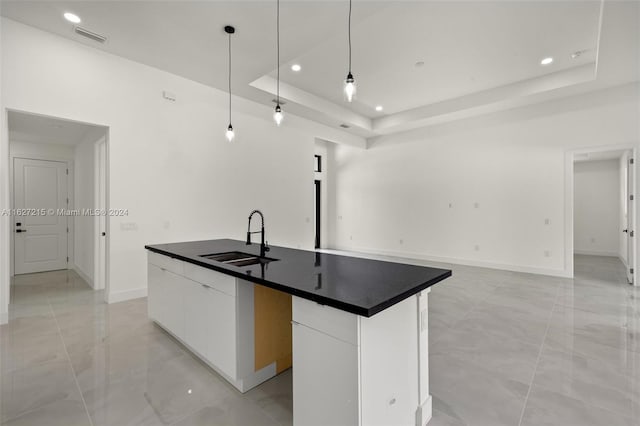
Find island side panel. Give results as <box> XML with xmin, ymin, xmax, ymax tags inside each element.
<box><xmin>359</xmin><ymin>294</ymin><xmax>420</xmax><ymax>426</ymax></box>
<box><xmin>292</xmin><ymin>294</ymin><xmax>430</xmax><ymax>426</ymax></box>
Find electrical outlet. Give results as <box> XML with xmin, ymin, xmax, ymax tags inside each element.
<box><xmin>590</xmin><ymin>237</ymin><xmax>596</xmax><ymax>243</ymax></box>
<box><xmin>474</xmin><ymin>245</ymin><xmax>480</xmax><ymax>251</ymax></box>
<box><xmin>449</xmin><ymin>203</ymin><xmax>453</xmax><ymax>208</ymax></box>
<box><xmin>544</xmin><ymin>218</ymin><xmax>550</xmax><ymax>225</ymax></box>
<box><xmin>544</xmin><ymin>250</ymin><xmax>551</xmax><ymax>257</ymax></box>
<box><xmin>474</xmin><ymin>202</ymin><xmax>480</xmax><ymax>209</ymax></box>
<box><xmin>399</xmin><ymin>239</ymin><xmax>404</xmax><ymax>245</ymax></box>
<box><xmin>120</xmin><ymin>222</ymin><xmax>138</xmax><ymax>231</ymax></box>
<box><xmin>163</xmin><ymin>221</ymin><xmax>170</xmax><ymax>230</ymax></box>
<box><xmin>305</xmin><ymin>217</ymin><xmax>310</xmax><ymax>223</ymax></box>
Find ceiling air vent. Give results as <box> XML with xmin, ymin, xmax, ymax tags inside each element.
<box><xmin>339</xmin><ymin>124</ymin><xmax>350</xmax><ymax>129</ymax></box>
<box><xmin>74</xmin><ymin>27</ymin><xmax>107</xmax><ymax>43</ymax></box>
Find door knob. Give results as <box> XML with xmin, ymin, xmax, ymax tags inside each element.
<box><xmin>624</xmin><ymin>229</ymin><xmax>629</xmax><ymax>233</ymax></box>
<box><xmin>16</xmin><ymin>229</ymin><xmax>26</xmax><ymax>233</ymax></box>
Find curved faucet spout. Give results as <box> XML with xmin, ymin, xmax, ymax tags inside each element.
<box><xmin>246</xmin><ymin>210</ymin><xmax>269</xmax><ymax>257</ymax></box>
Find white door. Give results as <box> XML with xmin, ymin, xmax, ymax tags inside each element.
<box><xmin>14</xmin><ymin>158</ymin><xmax>69</xmax><ymax>274</ymax></box>
<box><xmin>627</xmin><ymin>155</ymin><xmax>636</xmax><ymax>284</ymax></box>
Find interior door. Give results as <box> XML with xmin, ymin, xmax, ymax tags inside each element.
<box><xmin>14</xmin><ymin>158</ymin><xmax>68</xmax><ymax>274</ymax></box>
<box><xmin>627</xmin><ymin>155</ymin><xmax>636</xmax><ymax>284</ymax></box>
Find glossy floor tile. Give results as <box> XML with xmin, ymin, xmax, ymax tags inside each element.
<box><xmin>1</xmin><ymin>254</ymin><xmax>638</xmax><ymax>425</ymax></box>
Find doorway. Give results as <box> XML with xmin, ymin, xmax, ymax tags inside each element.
<box><xmin>572</xmin><ymin>148</ymin><xmax>635</xmax><ymax>284</ymax></box>
<box><xmin>7</xmin><ymin>110</ymin><xmax>109</xmax><ymax>293</ymax></box>
<box><xmin>314</xmin><ymin>180</ymin><xmax>321</xmax><ymax>249</ymax></box>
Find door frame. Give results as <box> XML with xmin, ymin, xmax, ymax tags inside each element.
<box><xmin>565</xmin><ymin>143</ymin><xmax>638</xmax><ymax>284</ymax></box>
<box><xmin>93</xmin><ymin>136</ymin><xmax>110</xmax><ymax>296</ymax></box>
<box><xmin>314</xmin><ymin>180</ymin><xmax>321</xmax><ymax>249</ymax></box>
<box><xmin>10</xmin><ymin>155</ymin><xmax>74</xmax><ymax>276</ymax></box>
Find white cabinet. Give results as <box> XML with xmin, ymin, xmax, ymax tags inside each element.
<box><xmin>183</xmin><ymin>280</ymin><xmax>210</xmax><ymax>358</ymax></box>
<box><xmin>147</xmin><ymin>252</ymin><xmax>274</xmax><ymax>393</ymax></box>
<box><xmin>183</xmin><ymin>279</ymin><xmax>237</xmax><ymax>379</ymax></box>
<box><xmin>204</xmin><ymin>284</ymin><xmax>237</xmax><ymax>377</ymax></box>
<box><xmin>147</xmin><ymin>263</ymin><xmax>185</xmax><ymax>339</ymax></box>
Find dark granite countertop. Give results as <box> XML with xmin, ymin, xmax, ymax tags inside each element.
<box><xmin>145</xmin><ymin>239</ymin><xmax>451</xmax><ymax>317</ymax></box>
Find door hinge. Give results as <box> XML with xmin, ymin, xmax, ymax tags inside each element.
<box><xmin>631</xmin><ymin>195</ymin><xmax>634</xmax><ymax>201</ymax></box>
<box><xmin>67</xmin><ymin>227</ymin><xmax>69</xmax><ymax>233</ymax></box>
<box><xmin>631</xmin><ymin>268</ymin><xmax>634</xmax><ymax>274</ymax></box>
<box><xmin>66</xmin><ymin>168</ymin><xmax>69</xmax><ymax>175</ymax></box>
<box><xmin>66</xmin><ymin>256</ymin><xmax>69</xmax><ymax>263</ymax></box>
<box><xmin>630</xmin><ymin>158</ymin><xmax>634</xmax><ymax>165</ymax></box>
<box><xmin>631</xmin><ymin>230</ymin><xmax>635</xmax><ymax>238</ymax></box>
<box><xmin>66</xmin><ymin>198</ymin><xmax>69</xmax><ymax>204</ymax></box>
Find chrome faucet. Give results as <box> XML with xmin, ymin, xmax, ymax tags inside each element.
<box><xmin>246</xmin><ymin>210</ymin><xmax>270</xmax><ymax>257</ymax></box>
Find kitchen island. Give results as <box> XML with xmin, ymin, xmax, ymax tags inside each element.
<box><xmin>145</xmin><ymin>239</ymin><xmax>451</xmax><ymax>426</ymax></box>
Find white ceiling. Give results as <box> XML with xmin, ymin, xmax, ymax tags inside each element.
<box><xmin>272</xmin><ymin>1</ymin><xmax>600</xmax><ymax>117</ymax></box>
<box><xmin>1</xmin><ymin>1</ymin><xmax>638</xmax><ymax>140</ymax></box>
<box><xmin>8</xmin><ymin>110</ymin><xmax>104</xmax><ymax>146</ymax></box>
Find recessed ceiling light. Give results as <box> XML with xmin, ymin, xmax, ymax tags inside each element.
<box><xmin>63</xmin><ymin>12</ymin><xmax>81</xmax><ymax>24</ymax></box>
<box><xmin>291</xmin><ymin>64</ymin><xmax>301</xmax><ymax>72</ymax></box>
<box><xmin>375</xmin><ymin>105</ymin><xmax>383</xmax><ymax>112</ymax></box>
<box><xmin>540</xmin><ymin>57</ymin><xmax>553</xmax><ymax>66</ymax></box>
<box><xmin>415</xmin><ymin>61</ymin><xmax>425</xmax><ymax>68</ymax></box>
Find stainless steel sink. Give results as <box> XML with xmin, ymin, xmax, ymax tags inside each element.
<box><xmin>199</xmin><ymin>251</ymin><xmax>278</xmax><ymax>267</ymax></box>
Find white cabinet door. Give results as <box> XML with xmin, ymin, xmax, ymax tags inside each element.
<box><xmin>147</xmin><ymin>263</ymin><xmax>164</xmax><ymax>323</ymax></box>
<box><xmin>184</xmin><ymin>280</ymin><xmax>210</xmax><ymax>357</ymax></box>
<box><xmin>292</xmin><ymin>322</ymin><xmax>359</xmax><ymax>426</ymax></box>
<box><xmin>206</xmin><ymin>287</ymin><xmax>237</xmax><ymax>379</ymax></box>
<box><xmin>147</xmin><ymin>263</ymin><xmax>185</xmax><ymax>339</ymax></box>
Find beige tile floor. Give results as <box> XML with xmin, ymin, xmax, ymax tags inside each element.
<box><xmin>1</xmin><ymin>254</ymin><xmax>638</xmax><ymax>425</ymax></box>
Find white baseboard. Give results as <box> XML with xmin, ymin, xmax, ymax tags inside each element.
<box><xmin>107</xmin><ymin>287</ymin><xmax>147</xmax><ymax>304</ymax></box>
<box><xmin>326</xmin><ymin>246</ymin><xmax>572</xmax><ymax>278</ymax></box>
<box><xmin>574</xmin><ymin>250</ymin><xmax>619</xmax><ymax>257</ymax></box>
<box><xmin>73</xmin><ymin>266</ymin><xmax>94</xmax><ymax>289</ymax></box>
<box><xmin>0</xmin><ymin>311</ymin><xmax>7</xmax><ymax>325</ymax></box>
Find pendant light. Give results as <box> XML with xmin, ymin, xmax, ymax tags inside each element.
<box><xmin>273</xmin><ymin>0</ymin><xmax>284</xmax><ymax>126</ymax></box>
<box><xmin>225</xmin><ymin>25</ymin><xmax>236</xmax><ymax>142</ymax></box>
<box><xmin>343</xmin><ymin>0</ymin><xmax>356</xmax><ymax>102</ymax></box>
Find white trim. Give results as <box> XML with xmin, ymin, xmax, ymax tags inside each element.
<box><xmin>107</xmin><ymin>287</ymin><xmax>147</xmax><ymax>304</ymax></box>
<box><xmin>324</xmin><ymin>246</ymin><xmax>572</xmax><ymax>278</ymax></box>
<box><xmin>415</xmin><ymin>395</ymin><xmax>433</xmax><ymax>426</ymax></box>
<box><xmin>73</xmin><ymin>265</ymin><xmax>94</xmax><ymax>289</ymax></box>
<box><xmin>574</xmin><ymin>250</ymin><xmax>620</xmax><ymax>257</ymax></box>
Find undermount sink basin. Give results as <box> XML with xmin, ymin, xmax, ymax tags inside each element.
<box><xmin>199</xmin><ymin>251</ymin><xmax>278</xmax><ymax>267</ymax></box>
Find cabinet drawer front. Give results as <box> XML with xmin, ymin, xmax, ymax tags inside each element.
<box><xmin>292</xmin><ymin>296</ymin><xmax>359</xmax><ymax>345</ymax></box>
<box><xmin>184</xmin><ymin>263</ymin><xmax>236</xmax><ymax>297</ymax></box>
<box><xmin>148</xmin><ymin>252</ymin><xmax>184</xmax><ymax>275</ymax></box>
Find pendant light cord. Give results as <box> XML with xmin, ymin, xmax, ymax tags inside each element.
<box><xmin>276</xmin><ymin>0</ymin><xmax>280</xmax><ymax>104</ymax></box>
<box><xmin>228</xmin><ymin>31</ymin><xmax>232</xmax><ymax>124</ymax></box>
<box><xmin>348</xmin><ymin>0</ymin><xmax>352</xmax><ymax>73</ymax></box>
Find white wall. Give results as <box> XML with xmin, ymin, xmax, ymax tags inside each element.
<box><xmin>0</xmin><ymin>18</ymin><xmax>359</xmax><ymax>318</ymax></box>
<box><xmin>574</xmin><ymin>159</ymin><xmax>620</xmax><ymax>256</ymax></box>
<box><xmin>327</xmin><ymin>84</ymin><xmax>640</xmax><ymax>276</ymax></box>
